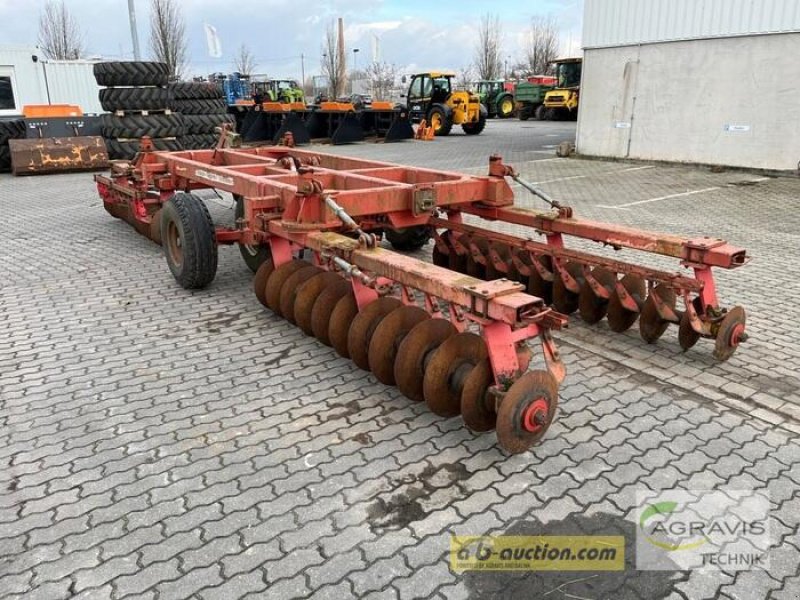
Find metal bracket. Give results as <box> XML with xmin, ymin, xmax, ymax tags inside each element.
<box><xmin>413</xmin><ymin>186</ymin><xmax>436</xmax><ymax>216</ymax></box>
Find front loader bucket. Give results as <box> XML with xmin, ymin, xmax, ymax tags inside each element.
<box><xmin>9</xmin><ymin>136</ymin><xmax>108</xmax><ymax>175</ymax></box>
<box><xmin>272</xmin><ymin>112</ymin><xmax>310</xmax><ymax>145</ymax></box>
<box><xmin>241</xmin><ymin>111</ymin><xmax>279</xmax><ymax>143</ymax></box>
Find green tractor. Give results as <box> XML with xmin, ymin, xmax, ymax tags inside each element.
<box><xmin>252</xmin><ymin>78</ymin><xmax>305</xmax><ymax>104</ymax></box>
<box><xmin>473</xmin><ymin>80</ymin><xmax>514</xmax><ymax>119</ymax></box>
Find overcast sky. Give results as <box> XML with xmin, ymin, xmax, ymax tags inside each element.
<box><xmin>0</xmin><ymin>0</ymin><xmax>583</xmax><ymax>79</ymax></box>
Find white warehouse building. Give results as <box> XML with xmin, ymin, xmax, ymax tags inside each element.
<box><xmin>577</xmin><ymin>0</ymin><xmax>800</xmax><ymax>171</ymax></box>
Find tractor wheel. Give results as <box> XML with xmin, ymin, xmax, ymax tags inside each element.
<box><xmin>535</xmin><ymin>105</ymin><xmax>547</xmax><ymax>120</ymax></box>
<box><xmin>168</xmin><ymin>82</ymin><xmax>223</xmax><ymax>100</ymax></box>
<box><xmin>170</xmin><ymin>98</ymin><xmax>228</xmax><ymax>115</ymax></box>
<box><xmin>182</xmin><ymin>114</ymin><xmax>236</xmax><ymax>135</ymax></box>
<box><xmin>427</xmin><ymin>106</ymin><xmax>453</xmax><ymax>136</ymax></box>
<box><xmin>100</xmin><ymin>113</ymin><xmax>185</xmax><ymax>139</ymax></box>
<box><xmin>385</xmin><ymin>226</ymin><xmax>431</xmax><ymax>252</ymax></box>
<box><xmin>234</xmin><ymin>194</ymin><xmax>271</xmax><ymax>272</ymax></box>
<box><xmin>462</xmin><ymin>113</ymin><xmax>487</xmax><ymax>135</ymax></box>
<box><xmin>99</xmin><ymin>87</ymin><xmax>171</xmax><ymax>112</ymax></box>
<box><xmin>518</xmin><ymin>106</ymin><xmax>531</xmax><ymax>121</ymax></box>
<box><xmin>93</xmin><ymin>61</ymin><xmax>169</xmax><ymax>87</ymax></box>
<box><xmin>497</xmin><ymin>95</ymin><xmax>514</xmax><ymax>119</ymax></box>
<box><xmin>161</xmin><ymin>192</ymin><xmax>218</xmax><ymax>289</ymax></box>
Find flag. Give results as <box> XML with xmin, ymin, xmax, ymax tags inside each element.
<box><xmin>204</xmin><ymin>23</ymin><xmax>222</xmax><ymax>58</ymax></box>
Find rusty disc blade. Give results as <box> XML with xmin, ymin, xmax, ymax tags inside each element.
<box><xmin>607</xmin><ymin>274</ymin><xmax>646</xmax><ymax>332</ymax></box>
<box><xmin>294</xmin><ymin>271</ymin><xmax>342</xmax><ymax>335</ymax></box>
<box><xmin>309</xmin><ymin>278</ymin><xmax>352</xmax><ymax>342</ymax></box>
<box><xmin>487</xmin><ymin>242</ymin><xmax>519</xmax><ymax>282</ymax></box>
<box><xmin>394</xmin><ymin>318</ymin><xmax>457</xmax><ymax>402</ymax></box>
<box><xmin>461</xmin><ymin>359</ymin><xmax>496</xmax><ymax>432</ymax></box>
<box><xmin>368</xmin><ymin>305</ymin><xmax>430</xmax><ymax>385</ymax></box>
<box><xmin>678</xmin><ymin>310</ymin><xmax>701</xmax><ymax>351</ymax></box>
<box><xmin>423</xmin><ymin>332</ymin><xmax>487</xmax><ymax>417</ymax></box>
<box><xmin>265</xmin><ymin>260</ymin><xmax>309</xmax><ymax>315</ymax></box>
<box><xmin>552</xmin><ymin>262</ymin><xmax>584</xmax><ymax>315</ymax></box>
<box><xmin>578</xmin><ymin>268</ymin><xmax>616</xmax><ymax>324</ymax></box>
<box><xmin>713</xmin><ymin>305</ymin><xmax>746</xmax><ymax>361</ymax></box>
<box><xmin>639</xmin><ymin>283</ymin><xmax>676</xmax><ymax>343</ymax></box>
<box><xmin>496</xmin><ymin>370</ymin><xmax>559</xmax><ymax>455</ymax></box>
<box><xmin>328</xmin><ymin>293</ymin><xmax>359</xmax><ymax>357</ymax></box>
<box><xmin>253</xmin><ymin>259</ymin><xmax>275</xmax><ymax>308</ymax></box>
<box><xmin>347</xmin><ymin>297</ymin><xmax>403</xmax><ymax>370</ymax></box>
<box><xmin>279</xmin><ymin>266</ymin><xmax>323</xmax><ymax>324</ymax></box>
<box><xmin>432</xmin><ymin>232</ymin><xmax>451</xmax><ymax>268</ymax></box>
<box><xmin>527</xmin><ymin>256</ymin><xmax>553</xmax><ymax>306</ymax></box>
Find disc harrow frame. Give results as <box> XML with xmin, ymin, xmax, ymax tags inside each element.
<box><xmin>94</xmin><ymin>136</ymin><xmax>750</xmax><ymax>452</ymax></box>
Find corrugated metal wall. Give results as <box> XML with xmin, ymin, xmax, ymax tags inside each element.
<box><xmin>584</xmin><ymin>0</ymin><xmax>800</xmax><ymax>48</ymax></box>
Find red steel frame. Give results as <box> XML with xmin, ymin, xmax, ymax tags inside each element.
<box><xmin>96</xmin><ymin>144</ymin><xmax>748</xmax><ymax>382</ymax></box>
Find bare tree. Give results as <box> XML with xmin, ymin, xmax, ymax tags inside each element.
<box><xmin>523</xmin><ymin>17</ymin><xmax>560</xmax><ymax>75</ymax></box>
<box><xmin>473</xmin><ymin>13</ymin><xmax>502</xmax><ymax>80</ymax></box>
<box><xmin>363</xmin><ymin>62</ymin><xmax>396</xmax><ymax>100</ymax></box>
<box><xmin>233</xmin><ymin>44</ymin><xmax>256</xmax><ymax>76</ymax></box>
<box><xmin>321</xmin><ymin>20</ymin><xmax>345</xmax><ymax>98</ymax></box>
<box><xmin>148</xmin><ymin>0</ymin><xmax>188</xmax><ymax>80</ymax></box>
<box><xmin>455</xmin><ymin>65</ymin><xmax>475</xmax><ymax>90</ymax></box>
<box><xmin>38</xmin><ymin>1</ymin><xmax>84</xmax><ymax>60</ymax></box>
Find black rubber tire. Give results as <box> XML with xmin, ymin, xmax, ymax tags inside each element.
<box><xmin>182</xmin><ymin>114</ymin><xmax>236</xmax><ymax>135</ymax></box>
<box><xmin>170</xmin><ymin>98</ymin><xmax>228</xmax><ymax>115</ymax></box>
<box><xmin>427</xmin><ymin>105</ymin><xmax>453</xmax><ymax>136</ymax></box>
<box><xmin>169</xmin><ymin>82</ymin><xmax>223</xmax><ymax>100</ymax></box>
<box><xmin>178</xmin><ymin>134</ymin><xmax>218</xmax><ymax>149</ymax></box>
<box><xmin>535</xmin><ymin>105</ymin><xmax>547</xmax><ymax>120</ymax></box>
<box><xmin>518</xmin><ymin>107</ymin><xmax>531</xmax><ymax>121</ymax></box>
<box><xmin>385</xmin><ymin>226</ymin><xmax>431</xmax><ymax>252</ymax></box>
<box><xmin>93</xmin><ymin>61</ymin><xmax>169</xmax><ymax>87</ymax></box>
<box><xmin>99</xmin><ymin>87</ymin><xmax>171</xmax><ymax>112</ymax></box>
<box><xmin>104</xmin><ymin>138</ymin><xmax>183</xmax><ymax>160</ymax></box>
<box><xmin>0</xmin><ymin>145</ymin><xmax>10</xmax><ymax>172</ymax></box>
<box><xmin>496</xmin><ymin>94</ymin><xmax>514</xmax><ymax>119</ymax></box>
<box><xmin>101</xmin><ymin>113</ymin><xmax>185</xmax><ymax>139</ymax></box>
<box><xmin>234</xmin><ymin>194</ymin><xmax>271</xmax><ymax>272</ymax></box>
<box><xmin>0</xmin><ymin>119</ymin><xmax>26</xmax><ymax>145</ymax></box>
<box><xmin>161</xmin><ymin>193</ymin><xmax>218</xmax><ymax>289</ymax></box>
<box><xmin>462</xmin><ymin>113</ymin><xmax>487</xmax><ymax>135</ymax></box>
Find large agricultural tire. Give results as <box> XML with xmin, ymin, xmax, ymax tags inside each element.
<box><xmin>535</xmin><ymin>105</ymin><xmax>547</xmax><ymax>120</ymax></box>
<box><xmin>179</xmin><ymin>134</ymin><xmax>218</xmax><ymax>149</ymax></box>
<box><xmin>518</xmin><ymin>106</ymin><xmax>531</xmax><ymax>121</ymax></box>
<box><xmin>99</xmin><ymin>87</ymin><xmax>171</xmax><ymax>112</ymax></box>
<box><xmin>170</xmin><ymin>98</ymin><xmax>228</xmax><ymax>115</ymax></box>
<box><xmin>462</xmin><ymin>113</ymin><xmax>487</xmax><ymax>135</ymax></box>
<box><xmin>496</xmin><ymin>94</ymin><xmax>514</xmax><ymax>119</ymax></box>
<box><xmin>427</xmin><ymin>105</ymin><xmax>453</xmax><ymax>136</ymax></box>
<box><xmin>385</xmin><ymin>226</ymin><xmax>431</xmax><ymax>252</ymax></box>
<box><xmin>169</xmin><ymin>81</ymin><xmax>223</xmax><ymax>100</ymax></box>
<box><xmin>0</xmin><ymin>145</ymin><xmax>10</xmax><ymax>172</ymax></box>
<box><xmin>161</xmin><ymin>192</ymin><xmax>218</xmax><ymax>289</ymax></box>
<box><xmin>104</xmin><ymin>138</ymin><xmax>183</xmax><ymax>161</ymax></box>
<box><xmin>182</xmin><ymin>114</ymin><xmax>235</xmax><ymax>135</ymax></box>
<box><xmin>101</xmin><ymin>113</ymin><xmax>185</xmax><ymax>139</ymax></box>
<box><xmin>234</xmin><ymin>194</ymin><xmax>271</xmax><ymax>272</ymax></box>
<box><xmin>93</xmin><ymin>61</ymin><xmax>169</xmax><ymax>87</ymax></box>
<box><xmin>0</xmin><ymin>118</ymin><xmax>26</xmax><ymax>145</ymax></box>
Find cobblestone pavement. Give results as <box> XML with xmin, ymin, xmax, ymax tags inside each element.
<box><xmin>1</xmin><ymin>119</ymin><xmax>798</xmax><ymax>599</ymax></box>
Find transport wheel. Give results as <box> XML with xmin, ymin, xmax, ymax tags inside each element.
<box><xmin>264</xmin><ymin>260</ymin><xmax>309</xmax><ymax>315</ymax></box>
<box><xmin>578</xmin><ymin>268</ymin><xmax>617</xmax><ymax>324</ymax></box>
<box><xmin>496</xmin><ymin>370</ymin><xmax>559</xmax><ymax>454</ymax></box>
<box><xmin>639</xmin><ymin>283</ymin><xmax>676</xmax><ymax>343</ymax></box>
<box><xmin>461</xmin><ymin>359</ymin><xmax>496</xmax><ymax>432</ymax></box>
<box><xmin>347</xmin><ymin>297</ymin><xmax>403</xmax><ymax>370</ymax></box>
<box><xmin>423</xmin><ymin>332</ymin><xmax>487</xmax><ymax>417</ymax></box>
<box><xmin>329</xmin><ymin>293</ymin><xmax>359</xmax><ymax>357</ymax></box>
<box><xmin>678</xmin><ymin>311</ymin><xmax>701</xmax><ymax>351</ymax></box>
<box><xmin>394</xmin><ymin>318</ymin><xmax>457</xmax><ymax>402</ymax></box>
<box><xmin>149</xmin><ymin>209</ymin><xmax>163</xmax><ymax>245</ymax></box>
<box><xmin>552</xmin><ymin>262</ymin><xmax>584</xmax><ymax>315</ymax></box>
<box><xmin>713</xmin><ymin>306</ymin><xmax>746</xmax><ymax>361</ymax></box>
<box><xmin>294</xmin><ymin>272</ymin><xmax>343</xmax><ymax>335</ymax></box>
<box><xmin>311</xmin><ymin>280</ymin><xmax>352</xmax><ymax>343</ymax></box>
<box><xmin>385</xmin><ymin>226</ymin><xmax>431</xmax><ymax>252</ymax></box>
<box><xmin>234</xmin><ymin>195</ymin><xmax>271</xmax><ymax>273</ymax></box>
<box><xmin>279</xmin><ymin>266</ymin><xmax>323</xmax><ymax>324</ymax></box>
<box><xmin>367</xmin><ymin>306</ymin><xmax>430</xmax><ymax>385</ymax></box>
<box><xmin>527</xmin><ymin>256</ymin><xmax>553</xmax><ymax>306</ymax></box>
<box><xmin>253</xmin><ymin>259</ymin><xmax>275</xmax><ymax>308</ymax></box>
<box><xmin>161</xmin><ymin>192</ymin><xmax>218</xmax><ymax>289</ymax></box>
<box><xmin>607</xmin><ymin>274</ymin><xmax>646</xmax><ymax>332</ymax></box>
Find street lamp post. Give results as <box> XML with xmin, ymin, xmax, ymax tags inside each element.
<box><xmin>352</xmin><ymin>48</ymin><xmax>359</xmax><ymax>93</ymax></box>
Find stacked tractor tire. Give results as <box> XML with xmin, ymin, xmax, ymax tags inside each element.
<box><xmin>93</xmin><ymin>61</ymin><xmax>184</xmax><ymax>160</ymax></box>
<box><xmin>169</xmin><ymin>82</ymin><xmax>235</xmax><ymax>150</ymax></box>
<box><xmin>0</xmin><ymin>118</ymin><xmax>26</xmax><ymax>173</ymax></box>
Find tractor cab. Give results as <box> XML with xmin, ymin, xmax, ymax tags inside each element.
<box><xmin>544</xmin><ymin>57</ymin><xmax>582</xmax><ymax>119</ymax></box>
<box><xmin>555</xmin><ymin>59</ymin><xmax>581</xmax><ymax>89</ymax></box>
<box><xmin>251</xmin><ymin>78</ymin><xmax>305</xmax><ymax>104</ymax></box>
<box><xmin>404</xmin><ymin>72</ymin><xmax>486</xmax><ymax>136</ymax></box>
<box><xmin>472</xmin><ymin>79</ymin><xmax>514</xmax><ymax>119</ymax></box>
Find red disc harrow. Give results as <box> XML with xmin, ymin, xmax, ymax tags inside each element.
<box><xmin>95</xmin><ymin>133</ymin><xmax>749</xmax><ymax>453</ymax></box>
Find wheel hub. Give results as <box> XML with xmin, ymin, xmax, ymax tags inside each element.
<box><xmin>521</xmin><ymin>398</ymin><xmax>549</xmax><ymax>433</ymax></box>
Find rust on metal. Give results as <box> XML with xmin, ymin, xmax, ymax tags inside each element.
<box><xmin>10</xmin><ymin>136</ymin><xmax>108</xmax><ymax>175</ymax></box>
